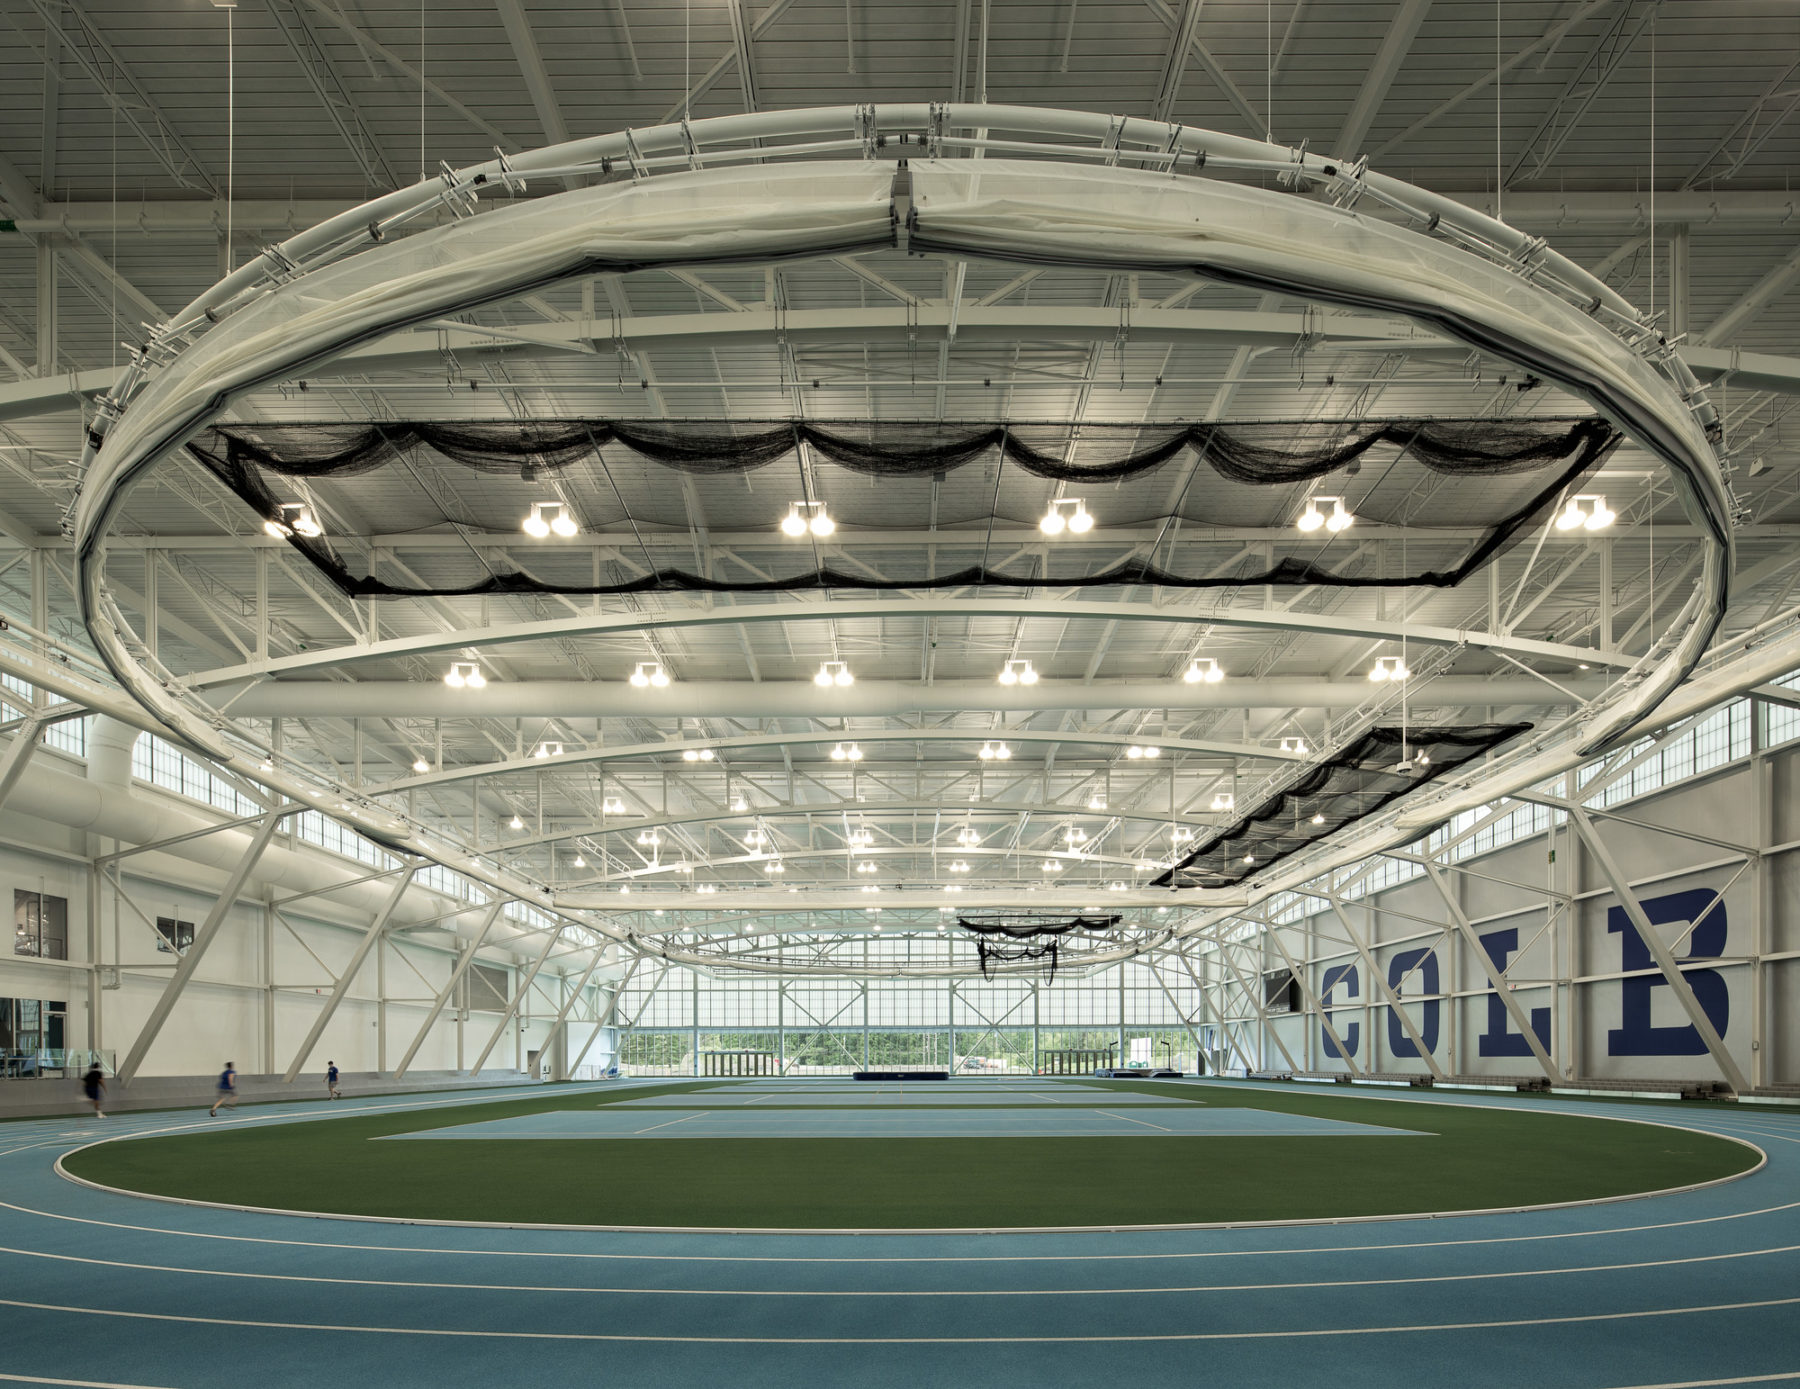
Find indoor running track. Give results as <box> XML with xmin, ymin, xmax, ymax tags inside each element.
<box><xmin>2</xmin><ymin>1079</ymin><xmax>1798</xmax><ymax>1389</ymax></box>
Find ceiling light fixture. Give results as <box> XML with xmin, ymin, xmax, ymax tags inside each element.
<box><xmin>1170</xmin><ymin>825</ymin><xmax>1195</xmax><ymax>843</ymax></box>
<box><xmin>765</xmin><ymin>859</ymin><xmax>786</xmax><ymax>874</ymax></box>
<box><xmin>507</xmin><ymin>814</ymin><xmax>524</xmax><ymax>830</ymax></box>
<box><xmin>533</xmin><ymin>741</ymin><xmax>563</xmax><ymax>759</ymax></box>
<box><xmin>1210</xmin><ymin>793</ymin><xmax>1234</xmax><ymax>812</ymax></box>
<box><xmin>630</xmin><ymin>662</ymin><xmax>670</xmax><ymax>688</ymax></box>
<box><xmin>957</xmin><ymin>826</ymin><xmax>980</xmax><ymax>847</ymax></box>
<box><xmin>637</xmin><ymin>830</ymin><xmax>661</xmax><ymax>848</ymax></box>
<box><xmin>1088</xmin><ymin>793</ymin><xmax>1107</xmax><ymax>810</ymax></box>
<box><xmin>781</xmin><ymin>499</ymin><xmax>835</xmax><ymax>537</ymax></box>
<box><xmin>411</xmin><ymin>757</ymin><xmax>430</xmax><ymax>774</ymax></box>
<box><xmin>1368</xmin><ymin>655</ymin><xmax>1411</xmax><ymax>682</ymax></box>
<box><xmin>572</xmin><ymin>854</ymin><xmax>586</xmax><ymax>868</ymax></box>
<box><xmin>1183</xmin><ymin>657</ymin><xmax>1225</xmax><ymax>684</ymax></box>
<box><xmin>1297</xmin><ymin>495</ymin><xmax>1353</xmax><ymax>534</ymax></box>
<box><xmin>977</xmin><ymin>741</ymin><xmax>1012</xmax><ymax>761</ymax></box>
<box><xmin>949</xmin><ymin>860</ymin><xmax>970</xmax><ymax>873</ymax></box>
<box><xmin>681</xmin><ymin>747</ymin><xmax>716</xmax><ymax>762</ymax></box>
<box><xmin>443</xmin><ymin>661</ymin><xmax>487</xmax><ymax>689</ymax></box>
<box><xmin>1064</xmin><ymin>826</ymin><xmax>1088</xmax><ymax>845</ymax></box>
<box><xmin>1555</xmin><ymin>493</ymin><xmax>1616</xmax><ymax>531</ymax></box>
<box><xmin>602</xmin><ymin>796</ymin><xmax>626</xmax><ymax>815</ymax></box>
<box><xmin>1126</xmin><ymin>744</ymin><xmax>1160</xmax><ymax>759</ymax></box>
<box><xmin>830</xmin><ymin>742</ymin><xmax>863</xmax><ymax>762</ymax></box>
<box><xmin>1311</xmin><ymin>812</ymin><xmax>1326</xmax><ymax>825</ymax></box>
<box><xmin>522</xmin><ymin>501</ymin><xmax>577</xmax><ymax>538</ymax></box>
<box><xmin>814</xmin><ymin>660</ymin><xmax>854</xmax><ymax>687</ymax></box>
<box><xmin>696</xmin><ymin>883</ymin><xmax>716</xmax><ymax>894</ymax></box>
<box><xmin>857</xmin><ymin>860</ymin><xmax>877</xmax><ymax>873</ymax></box>
<box><xmin>1279</xmin><ymin>736</ymin><xmax>1308</xmax><ymax>755</ymax></box>
<box><xmin>1038</xmin><ymin>497</ymin><xmax>1094</xmax><ymax>535</ymax></box>
<box><xmin>1042</xmin><ymin>859</ymin><xmax>1063</xmax><ymax>872</ymax></box>
<box><xmin>263</xmin><ymin>502</ymin><xmax>324</xmax><ymax>539</ymax></box>
<box><xmin>998</xmin><ymin>658</ymin><xmax>1039</xmax><ymax>686</ymax></box>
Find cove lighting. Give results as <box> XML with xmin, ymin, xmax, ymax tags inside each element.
<box><xmin>630</xmin><ymin>663</ymin><xmax>670</xmax><ymax>688</ymax></box>
<box><xmin>522</xmin><ymin>501</ymin><xmax>577</xmax><ymax>538</ymax></box>
<box><xmin>815</xmin><ymin>661</ymin><xmax>855</xmax><ymax>687</ymax></box>
<box><xmin>1297</xmin><ymin>495</ymin><xmax>1353</xmax><ymax>534</ymax></box>
<box><xmin>1183</xmin><ymin>658</ymin><xmax>1224</xmax><ymax>684</ymax></box>
<box><xmin>1039</xmin><ymin>497</ymin><xmax>1094</xmax><ymax>535</ymax></box>
<box><xmin>443</xmin><ymin>662</ymin><xmax>487</xmax><ymax>689</ymax></box>
<box><xmin>998</xmin><ymin>659</ymin><xmax>1039</xmax><ymax>686</ymax></box>
<box><xmin>1368</xmin><ymin>655</ymin><xmax>1411</xmax><ymax>682</ymax></box>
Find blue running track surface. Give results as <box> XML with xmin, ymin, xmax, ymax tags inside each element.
<box><xmin>2</xmin><ymin>1077</ymin><xmax>1797</xmax><ymax>1388</ymax></box>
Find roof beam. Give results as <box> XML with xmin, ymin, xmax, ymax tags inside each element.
<box><xmin>1142</xmin><ymin>0</ymin><xmax>1264</xmax><ymax>136</ymax></box>
<box><xmin>495</xmin><ymin>0</ymin><xmax>572</xmax><ymax>146</ymax></box>
<box><xmin>725</xmin><ymin>0</ymin><xmax>762</xmax><ymax>112</ymax></box>
<box><xmin>265</xmin><ymin>0</ymin><xmax>399</xmax><ymax>189</ymax></box>
<box><xmin>224</xmin><ymin>676</ymin><xmax>1600</xmax><ymax>722</ymax></box>
<box><xmin>1333</xmin><ymin>0</ymin><xmax>1431</xmax><ymax>157</ymax></box>
<box><xmin>188</xmin><ymin>597</ymin><xmax>1633</xmax><ymax>690</ymax></box>
<box><xmin>24</xmin><ymin>0</ymin><xmax>220</xmax><ymax>197</ymax></box>
<box><xmin>1504</xmin><ymin>0</ymin><xmax>1656</xmax><ymax>187</ymax></box>
<box><xmin>1150</xmin><ymin>0</ymin><xmax>1206</xmax><ymax>122</ymax></box>
<box><xmin>1692</xmin><ymin>245</ymin><xmax>1800</xmax><ymax>349</ymax></box>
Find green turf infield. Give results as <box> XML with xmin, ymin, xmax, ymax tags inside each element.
<box><xmin>62</xmin><ymin>1079</ymin><xmax>1759</xmax><ymax>1228</ymax></box>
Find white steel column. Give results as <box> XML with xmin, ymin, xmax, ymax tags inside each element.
<box><xmin>117</xmin><ymin>807</ymin><xmax>293</xmax><ymax>1083</ymax></box>
<box><xmin>1566</xmin><ymin>805</ymin><xmax>1749</xmax><ymax>1093</ymax></box>
<box><xmin>392</xmin><ymin>898</ymin><xmax>506</xmax><ymax>1079</ymax></box>
<box><xmin>280</xmin><ymin>865</ymin><xmax>417</xmax><ymax>1083</ymax></box>
<box><xmin>468</xmin><ymin>927</ymin><xmax>563</xmax><ymax>1076</ymax></box>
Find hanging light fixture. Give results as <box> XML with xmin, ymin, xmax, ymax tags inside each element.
<box><xmin>1555</xmin><ymin>493</ymin><xmax>1615</xmax><ymax>531</ymax></box>
<box><xmin>264</xmin><ymin>502</ymin><xmax>324</xmax><ymax>539</ymax></box>
<box><xmin>977</xmin><ymin>742</ymin><xmax>1011</xmax><ymax>761</ymax></box>
<box><xmin>630</xmin><ymin>662</ymin><xmax>670</xmax><ymax>688</ymax></box>
<box><xmin>507</xmin><ymin>813</ymin><xmax>524</xmax><ymax>830</ymax></box>
<box><xmin>1209</xmin><ymin>793</ymin><xmax>1234</xmax><ymax>812</ymax></box>
<box><xmin>1064</xmin><ymin>826</ymin><xmax>1088</xmax><ymax>846</ymax></box>
<box><xmin>411</xmin><ymin>756</ymin><xmax>430</xmax><ymax>774</ymax></box>
<box><xmin>814</xmin><ymin>660</ymin><xmax>854</xmax><ymax>687</ymax></box>
<box><xmin>602</xmin><ymin>796</ymin><xmax>626</xmax><ymax>815</ymax></box>
<box><xmin>857</xmin><ymin>860</ymin><xmax>877</xmax><ymax>873</ymax></box>
<box><xmin>637</xmin><ymin>829</ymin><xmax>661</xmax><ymax>848</ymax></box>
<box><xmin>572</xmin><ymin>853</ymin><xmax>586</xmax><ymax>868</ymax></box>
<box><xmin>681</xmin><ymin>747</ymin><xmax>715</xmax><ymax>762</ymax></box>
<box><xmin>1039</xmin><ymin>497</ymin><xmax>1094</xmax><ymax>535</ymax></box>
<box><xmin>696</xmin><ymin>883</ymin><xmax>717</xmax><ymax>895</ymax></box>
<box><xmin>443</xmin><ymin>661</ymin><xmax>487</xmax><ymax>689</ymax></box>
<box><xmin>1126</xmin><ymin>744</ymin><xmax>1160</xmax><ymax>759</ymax></box>
<box><xmin>1171</xmin><ymin>825</ymin><xmax>1196</xmax><ymax>843</ymax></box>
<box><xmin>1279</xmin><ymin>736</ymin><xmax>1308</xmax><ymax>755</ymax></box>
<box><xmin>1088</xmin><ymin>793</ymin><xmax>1107</xmax><ymax>810</ymax></box>
<box><xmin>1368</xmin><ymin>655</ymin><xmax>1411</xmax><ymax>682</ymax></box>
<box><xmin>998</xmin><ymin>659</ymin><xmax>1039</xmax><ymax>685</ymax></box>
<box><xmin>533</xmin><ymin>741</ymin><xmax>563</xmax><ymax>759</ymax></box>
<box><xmin>1298</xmin><ymin>495</ymin><xmax>1353</xmax><ymax>533</ymax></box>
<box><xmin>1311</xmin><ymin>812</ymin><xmax>1325</xmax><ymax>825</ymax></box>
<box><xmin>781</xmin><ymin>500</ymin><xmax>835</xmax><ymax>536</ymax></box>
<box><xmin>1183</xmin><ymin>658</ymin><xmax>1224</xmax><ymax>684</ymax></box>
<box><xmin>765</xmin><ymin>858</ymin><xmax>786</xmax><ymax>874</ymax></box>
<box><xmin>949</xmin><ymin>859</ymin><xmax>971</xmax><ymax>873</ymax></box>
<box><xmin>522</xmin><ymin>501</ymin><xmax>577</xmax><ymax>538</ymax></box>
<box><xmin>957</xmin><ymin>825</ymin><xmax>980</xmax><ymax>847</ymax></box>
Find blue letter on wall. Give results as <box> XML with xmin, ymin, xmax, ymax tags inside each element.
<box><xmin>1386</xmin><ymin>948</ymin><xmax>1440</xmax><ymax>1058</ymax></box>
<box><xmin>1320</xmin><ymin>963</ymin><xmax>1359</xmax><ymax>1060</ymax></box>
<box><xmin>1606</xmin><ymin>888</ymin><xmax>1729</xmax><ymax>1056</ymax></box>
<box><xmin>1477</xmin><ymin>928</ymin><xmax>1551</xmax><ymax>1058</ymax></box>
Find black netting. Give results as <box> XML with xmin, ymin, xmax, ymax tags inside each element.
<box><xmin>184</xmin><ymin>417</ymin><xmax>1618</xmax><ymax>600</ymax></box>
<box><xmin>976</xmin><ymin>938</ymin><xmax>1062</xmax><ymax>981</ymax></box>
<box><xmin>1155</xmin><ymin>723</ymin><xmax>1532</xmax><ymax>889</ymax></box>
<box><xmin>958</xmin><ymin>913</ymin><xmax>1123</xmax><ymax>939</ymax></box>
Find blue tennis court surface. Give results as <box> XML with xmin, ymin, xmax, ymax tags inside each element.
<box><xmin>610</xmin><ymin>1089</ymin><xmax>1191</xmax><ymax>1107</ymax></box>
<box><xmin>385</xmin><ymin>1104</ymin><xmax>1425</xmax><ymax>1140</ymax></box>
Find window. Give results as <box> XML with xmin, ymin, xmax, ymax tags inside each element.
<box><xmin>155</xmin><ymin>917</ymin><xmax>195</xmax><ymax>954</ymax></box>
<box><xmin>14</xmin><ymin>890</ymin><xmax>67</xmax><ymax>960</ymax></box>
<box><xmin>0</xmin><ymin>997</ymin><xmax>66</xmax><ymax>1069</ymax></box>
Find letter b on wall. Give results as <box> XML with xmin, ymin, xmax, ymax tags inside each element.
<box><xmin>1606</xmin><ymin>888</ymin><xmax>1729</xmax><ymax>1056</ymax></box>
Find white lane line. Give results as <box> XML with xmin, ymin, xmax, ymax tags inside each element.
<box><xmin>4</xmin><ymin>1238</ymin><xmax>1800</xmax><ymax>1297</ymax></box>
<box><xmin>1608</xmin><ymin>1375</ymin><xmax>1800</xmax><ymax>1388</ymax></box>
<box><xmin>0</xmin><ymin>1375</ymin><xmax>178</xmax><ymax>1388</ymax></box>
<box><xmin>6</xmin><ymin>1190</ymin><xmax>1798</xmax><ymax>1266</ymax></box>
<box><xmin>4</xmin><ymin>1293</ymin><xmax>1800</xmax><ymax>1344</ymax></box>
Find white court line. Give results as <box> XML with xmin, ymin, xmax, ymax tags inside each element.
<box><xmin>5</xmin><ymin>1238</ymin><xmax>1800</xmax><ymax>1298</ymax></box>
<box><xmin>1097</xmin><ymin>1110</ymin><xmax>1175</xmax><ymax>1134</ymax></box>
<box><xmin>0</xmin><ymin>1375</ymin><xmax>177</xmax><ymax>1388</ymax></box>
<box><xmin>630</xmin><ymin>1113</ymin><xmax>704</xmax><ymax>1136</ymax></box>
<box><xmin>5</xmin><ymin>1293</ymin><xmax>1800</xmax><ymax>1344</ymax></box>
<box><xmin>1609</xmin><ymin>1375</ymin><xmax>1800</xmax><ymax>1388</ymax></box>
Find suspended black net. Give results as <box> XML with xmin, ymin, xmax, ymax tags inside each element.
<box><xmin>958</xmin><ymin>914</ymin><xmax>1123</xmax><ymax>981</ymax></box>
<box><xmin>976</xmin><ymin>939</ymin><xmax>1063</xmax><ymax>981</ymax></box>
<box><xmin>1155</xmin><ymin>723</ymin><xmax>1532</xmax><ymax>889</ymax></box>
<box><xmin>183</xmin><ymin>416</ymin><xmax>1618</xmax><ymax>600</ymax></box>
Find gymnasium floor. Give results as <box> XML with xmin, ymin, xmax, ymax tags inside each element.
<box><xmin>3</xmin><ymin>1077</ymin><xmax>1798</xmax><ymax>1387</ymax></box>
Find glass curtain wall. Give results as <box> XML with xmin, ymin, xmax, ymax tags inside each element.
<box><xmin>614</xmin><ymin>959</ymin><xmax>1204</xmax><ymax>1077</ymax></box>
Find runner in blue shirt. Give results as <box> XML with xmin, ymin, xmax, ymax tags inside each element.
<box><xmin>209</xmin><ymin>1061</ymin><xmax>237</xmax><ymax>1116</ymax></box>
<box><xmin>326</xmin><ymin>1061</ymin><xmax>341</xmax><ymax>1100</ymax></box>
